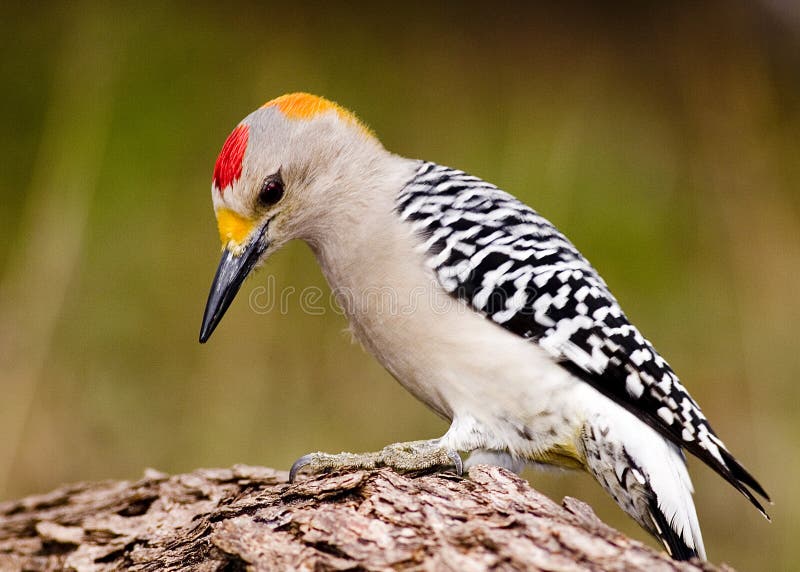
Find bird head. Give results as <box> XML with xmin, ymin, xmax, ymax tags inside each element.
<box><xmin>199</xmin><ymin>93</ymin><xmax>379</xmax><ymax>343</ymax></box>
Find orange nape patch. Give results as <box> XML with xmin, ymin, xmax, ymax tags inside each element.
<box><xmin>262</xmin><ymin>93</ymin><xmax>374</xmax><ymax>137</ymax></box>
<box><xmin>213</xmin><ymin>124</ymin><xmax>249</xmax><ymax>193</ymax></box>
<box><xmin>216</xmin><ymin>208</ymin><xmax>256</xmax><ymax>249</ymax></box>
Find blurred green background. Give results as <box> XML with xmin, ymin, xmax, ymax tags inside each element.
<box><xmin>1</xmin><ymin>1</ymin><xmax>798</xmax><ymax>568</ymax></box>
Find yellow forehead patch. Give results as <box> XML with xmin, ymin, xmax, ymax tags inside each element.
<box><xmin>262</xmin><ymin>93</ymin><xmax>374</xmax><ymax>137</ymax></box>
<box><xmin>216</xmin><ymin>208</ymin><xmax>256</xmax><ymax>250</ymax></box>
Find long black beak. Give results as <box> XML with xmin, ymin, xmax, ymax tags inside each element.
<box><xmin>199</xmin><ymin>225</ymin><xmax>269</xmax><ymax>343</ymax></box>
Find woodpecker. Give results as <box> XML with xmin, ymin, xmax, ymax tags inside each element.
<box><xmin>199</xmin><ymin>93</ymin><xmax>770</xmax><ymax>561</ymax></box>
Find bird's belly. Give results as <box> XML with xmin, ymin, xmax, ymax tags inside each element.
<box><xmin>345</xmin><ymin>283</ymin><xmax>589</xmax><ymax>460</ymax></box>
<box><xmin>311</xmin><ymin>209</ymin><xmax>589</xmax><ymax>461</ymax></box>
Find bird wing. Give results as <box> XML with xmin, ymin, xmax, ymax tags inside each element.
<box><xmin>397</xmin><ymin>161</ymin><xmax>769</xmax><ymax>513</ymax></box>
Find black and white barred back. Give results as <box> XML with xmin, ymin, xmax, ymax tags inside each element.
<box><xmin>396</xmin><ymin>161</ymin><xmax>769</xmax><ymax>514</ymax></box>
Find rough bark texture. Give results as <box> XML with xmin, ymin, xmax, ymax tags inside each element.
<box><xmin>0</xmin><ymin>465</ymin><xmax>730</xmax><ymax>572</ymax></box>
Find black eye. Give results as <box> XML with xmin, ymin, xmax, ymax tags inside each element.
<box><xmin>258</xmin><ymin>174</ymin><xmax>284</xmax><ymax>206</ymax></box>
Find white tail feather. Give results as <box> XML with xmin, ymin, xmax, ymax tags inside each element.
<box><xmin>581</xmin><ymin>399</ymin><xmax>706</xmax><ymax>560</ymax></box>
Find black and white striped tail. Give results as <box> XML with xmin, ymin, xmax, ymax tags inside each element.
<box><xmin>648</xmin><ymin>499</ymin><xmax>702</xmax><ymax>561</ymax></box>
<box><xmin>581</xmin><ymin>413</ymin><xmax>706</xmax><ymax>560</ymax></box>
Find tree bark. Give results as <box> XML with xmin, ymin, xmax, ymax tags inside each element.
<box><xmin>0</xmin><ymin>465</ymin><xmax>728</xmax><ymax>571</ymax></box>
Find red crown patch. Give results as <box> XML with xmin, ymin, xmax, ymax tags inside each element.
<box><xmin>213</xmin><ymin>124</ymin><xmax>249</xmax><ymax>192</ymax></box>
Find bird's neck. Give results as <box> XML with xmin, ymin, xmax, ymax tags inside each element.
<box><xmin>303</xmin><ymin>154</ymin><xmax>429</xmax><ymax>310</ymax></box>
<box><xmin>305</xmin><ymin>154</ymin><xmax>418</xmax><ymax>277</ymax></box>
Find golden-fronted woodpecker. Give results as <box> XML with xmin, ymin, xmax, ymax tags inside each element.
<box><xmin>199</xmin><ymin>93</ymin><xmax>770</xmax><ymax>561</ymax></box>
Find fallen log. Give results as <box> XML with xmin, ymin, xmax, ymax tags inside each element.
<box><xmin>0</xmin><ymin>465</ymin><xmax>727</xmax><ymax>571</ymax></box>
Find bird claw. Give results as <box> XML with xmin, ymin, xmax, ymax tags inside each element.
<box><xmin>289</xmin><ymin>453</ymin><xmax>317</xmax><ymax>483</ymax></box>
<box><xmin>447</xmin><ymin>449</ymin><xmax>464</xmax><ymax>476</ymax></box>
<box><xmin>288</xmin><ymin>440</ymin><xmax>463</xmax><ymax>483</ymax></box>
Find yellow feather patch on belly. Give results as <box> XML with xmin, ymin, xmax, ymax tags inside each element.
<box><xmin>530</xmin><ymin>441</ymin><xmax>587</xmax><ymax>471</ymax></box>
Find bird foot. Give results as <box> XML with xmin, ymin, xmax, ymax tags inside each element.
<box><xmin>289</xmin><ymin>439</ymin><xmax>463</xmax><ymax>482</ymax></box>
